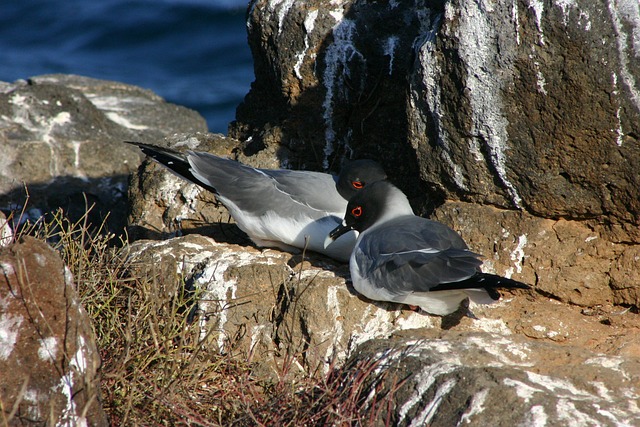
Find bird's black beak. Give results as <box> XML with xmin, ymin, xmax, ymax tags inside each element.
<box><xmin>323</xmin><ymin>222</ymin><xmax>354</xmax><ymax>248</ymax></box>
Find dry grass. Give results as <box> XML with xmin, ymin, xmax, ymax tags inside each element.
<box><xmin>10</xmin><ymin>204</ymin><xmax>398</xmax><ymax>426</ymax></box>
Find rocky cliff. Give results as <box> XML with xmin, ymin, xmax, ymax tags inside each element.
<box><xmin>229</xmin><ymin>0</ymin><xmax>640</xmax><ymax>309</ymax></box>
<box><xmin>1</xmin><ymin>0</ymin><xmax>640</xmax><ymax>424</ymax></box>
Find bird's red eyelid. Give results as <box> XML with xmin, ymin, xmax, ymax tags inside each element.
<box><xmin>351</xmin><ymin>206</ymin><xmax>363</xmax><ymax>217</ymax></box>
<box><xmin>351</xmin><ymin>181</ymin><xmax>364</xmax><ymax>189</ymax></box>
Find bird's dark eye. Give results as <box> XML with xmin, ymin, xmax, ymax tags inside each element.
<box><xmin>351</xmin><ymin>181</ymin><xmax>364</xmax><ymax>189</ymax></box>
<box><xmin>351</xmin><ymin>206</ymin><xmax>363</xmax><ymax>217</ymax></box>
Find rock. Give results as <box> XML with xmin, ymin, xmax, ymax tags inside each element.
<box><xmin>343</xmin><ymin>331</ymin><xmax>640</xmax><ymax>426</ymax></box>
<box><xmin>126</xmin><ymin>235</ymin><xmax>640</xmax><ymax>382</ymax></box>
<box><xmin>234</xmin><ymin>0</ymin><xmax>429</xmax><ymax>190</ymax></box>
<box><xmin>229</xmin><ymin>0</ymin><xmax>640</xmax><ymax>308</ymax></box>
<box><xmin>0</xmin><ymin>210</ymin><xmax>12</xmax><ymax>247</ymax></box>
<box><xmin>409</xmin><ymin>0</ymin><xmax>640</xmax><ymax>224</ymax></box>
<box><xmin>610</xmin><ymin>246</ymin><xmax>640</xmax><ymax>307</ymax></box>
<box><xmin>430</xmin><ymin>202</ymin><xmax>623</xmax><ymax>308</ymax></box>
<box><xmin>125</xmin><ymin>234</ymin><xmax>640</xmax><ymax>423</ymax></box>
<box><xmin>0</xmin><ymin>236</ymin><xmax>107</xmax><ymax>426</ymax></box>
<box><xmin>127</xmin><ymin>234</ymin><xmax>292</xmax><ymax>379</ymax></box>
<box><xmin>127</xmin><ymin>234</ymin><xmax>433</xmax><ymax>378</ymax></box>
<box><xmin>0</xmin><ymin>74</ymin><xmax>207</xmax><ymax>234</ymax></box>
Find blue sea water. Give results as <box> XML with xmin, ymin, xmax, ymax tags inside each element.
<box><xmin>0</xmin><ymin>0</ymin><xmax>254</xmax><ymax>133</ymax></box>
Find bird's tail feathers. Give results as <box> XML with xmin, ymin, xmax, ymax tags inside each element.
<box><xmin>430</xmin><ymin>273</ymin><xmax>530</xmax><ymax>294</ymax></box>
<box><xmin>476</xmin><ymin>273</ymin><xmax>530</xmax><ymax>291</ymax></box>
<box><xmin>124</xmin><ymin>141</ymin><xmax>218</xmax><ymax>193</ymax></box>
<box><xmin>125</xmin><ymin>141</ymin><xmax>186</xmax><ymax>165</ymax></box>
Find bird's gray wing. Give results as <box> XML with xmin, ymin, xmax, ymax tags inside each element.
<box><xmin>187</xmin><ymin>151</ymin><xmax>344</xmax><ymax>217</ymax></box>
<box><xmin>266</xmin><ymin>169</ymin><xmax>346</xmax><ymax>214</ymax></box>
<box><xmin>357</xmin><ymin>216</ymin><xmax>483</xmax><ymax>294</ymax></box>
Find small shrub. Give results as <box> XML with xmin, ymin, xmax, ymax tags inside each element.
<box><xmin>12</xmin><ymin>202</ymin><xmax>398</xmax><ymax>426</ymax></box>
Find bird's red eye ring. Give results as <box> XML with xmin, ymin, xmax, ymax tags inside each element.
<box><xmin>351</xmin><ymin>181</ymin><xmax>364</xmax><ymax>189</ymax></box>
<box><xmin>351</xmin><ymin>206</ymin><xmax>363</xmax><ymax>217</ymax></box>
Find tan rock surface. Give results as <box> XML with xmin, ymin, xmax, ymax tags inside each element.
<box><xmin>0</xmin><ymin>237</ymin><xmax>107</xmax><ymax>426</ymax></box>
<box><xmin>127</xmin><ymin>234</ymin><xmax>640</xmax><ymax>423</ymax></box>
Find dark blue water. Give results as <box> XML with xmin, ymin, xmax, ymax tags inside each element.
<box><xmin>0</xmin><ymin>0</ymin><xmax>253</xmax><ymax>133</ymax></box>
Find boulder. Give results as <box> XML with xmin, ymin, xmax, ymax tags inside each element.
<box><xmin>0</xmin><ymin>236</ymin><xmax>107</xmax><ymax>426</ymax></box>
<box><xmin>127</xmin><ymin>234</ymin><xmax>640</xmax><ymax>364</ymax></box>
<box><xmin>127</xmin><ymin>234</ymin><xmax>432</xmax><ymax>379</ymax></box>
<box><xmin>127</xmin><ymin>234</ymin><xmax>640</xmax><ymax>422</ymax></box>
<box><xmin>0</xmin><ymin>74</ymin><xmax>207</xmax><ymax>234</ymax></box>
<box><xmin>343</xmin><ymin>332</ymin><xmax>640</xmax><ymax>426</ymax></box>
<box><xmin>228</xmin><ymin>0</ymin><xmax>640</xmax><ymax>308</ymax></box>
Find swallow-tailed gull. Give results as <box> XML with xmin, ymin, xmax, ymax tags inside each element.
<box><xmin>325</xmin><ymin>181</ymin><xmax>530</xmax><ymax>315</ymax></box>
<box><xmin>126</xmin><ymin>141</ymin><xmax>387</xmax><ymax>261</ymax></box>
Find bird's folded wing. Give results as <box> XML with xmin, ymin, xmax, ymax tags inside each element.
<box><xmin>268</xmin><ymin>169</ymin><xmax>346</xmax><ymax>214</ymax></box>
<box><xmin>188</xmin><ymin>152</ymin><xmax>341</xmax><ymax>218</ymax></box>
<box><xmin>358</xmin><ymin>220</ymin><xmax>483</xmax><ymax>294</ymax></box>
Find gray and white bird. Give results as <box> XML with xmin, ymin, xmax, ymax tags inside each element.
<box><xmin>125</xmin><ymin>141</ymin><xmax>387</xmax><ymax>261</ymax></box>
<box><xmin>325</xmin><ymin>181</ymin><xmax>530</xmax><ymax>315</ymax></box>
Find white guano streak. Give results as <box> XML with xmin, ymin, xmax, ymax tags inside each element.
<box><xmin>198</xmin><ymin>260</ymin><xmax>238</xmax><ymax>351</ymax></box>
<box><xmin>418</xmin><ymin>20</ymin><xmax>469</xmax><ymax>190</ymax></box>
<box><xmin>0</xmin><ymin>312</ymin><xmax>23</xmax><ymax>361</ymax></box>
<box><xmin>324</xmin><ymin>285</ymin><xmax>344</xmax><ymax>364</ymax></box>
<box><xmin>398</xmin><ymin>361</ymin><xmax>458</xmax><ymax>424</ymax></box>
<box><xmin>411</xmin><ymin>378</ymin><xmax>457</xmax><ymax>427</ymax></box>
<box><xmin>616</xmin><ymin>0</ymin><xmax>640</xmax><ymax>56</ymax></box>
<box><xmin>453</xmin><ymin>1</ymin><xmax>523</xmax><ymax>208</ymax></box>
<box><xmin>608</xmin><ymin>0</ymin><xmax>640</xmax><ymax>114</ymax></box>
<box><xmin>527</xmin><ymin>0</ymin><xmax>545</xmax><ymax>45</ymax></box>
<box><xmin>505</xmin><ymin>234</ymin><xmax>527</xmax><ymax>278</ymax></box>
<box><xmin>270</xmin><ymin>0</ymin><xmax>295</xmax><ymax>36</ymax></box>
<box><xmin>458</xmin><ymin>388</ymin><xmax>489</xmax><ymax>424</ymax></box>
<box><xmin>322</xmin><ymin>12</ymin><xmax>362</xmax><ymax>169</ymax></box>
<box><xmin>383</xmin><ymin>35</ymin><xmax>400</xmax><ymax>75</ymax></box>
<box><xmin>294</xmin><ymin>10</ymin><xmax>319</xmax><ymax>79</ymax></box>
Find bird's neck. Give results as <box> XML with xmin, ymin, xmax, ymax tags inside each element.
<box><xmin>361</xmin><ymin>201</ymin><xmax>414</xmax><ymax>236</ymax></box>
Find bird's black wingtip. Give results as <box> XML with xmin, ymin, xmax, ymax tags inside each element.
<box><xmin>508</xmin><ymin>279</ymin><xmax>532</xmax><ymax>290</ymax></box>
<box><xmin>492</xmin><ymin>277</ymin><xmax>531</xmax><ymax>291</ymax></box>
<box><xmin>430</xmin><ymin>273</ymin><xmax>532</xmax><ymax>293</ymax></box>
<box><xmin>123</xmin><ymin>140</ymin><xmax>144</xmax><ymax>147</ymax></box>
<box><xmin>123</xmin><ymin>140</ymin><xmax>156</xmax><ymax>151</ymax></box>
<box><xmin>123</xmin><ymin>140</ymin><xmax>183</xmax><ymax>159</ymax></box>
<box><xmin>123</xmin><ymin>140</ymin><xmax>159</xmax><ymax>155</ymax></box>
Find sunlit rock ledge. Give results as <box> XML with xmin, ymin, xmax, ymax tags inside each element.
<box><xmin>126</xmin><ymin>232</ymin><xmax>640</xmax><ymax>425</ymax></box>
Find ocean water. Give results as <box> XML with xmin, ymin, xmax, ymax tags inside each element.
<box><xmin>0</xmin><ymin>0</ymin><xmax>254</xmax><ymax>133</ymax></box>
